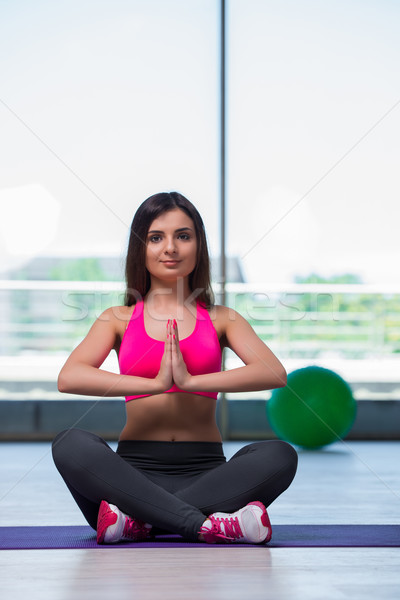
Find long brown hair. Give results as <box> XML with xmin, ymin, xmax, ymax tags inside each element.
<box><xmin>124</xmin><ymin>192</ymin><xmax>215</xmax><ymax>307</ymax></box>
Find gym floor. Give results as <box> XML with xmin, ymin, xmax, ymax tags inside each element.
<box><xmin>1</xmin><ymin>440</ymin><xmax>399</xmax><ymax>599</ymax></box>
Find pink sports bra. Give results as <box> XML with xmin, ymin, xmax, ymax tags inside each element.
<box><xmin>118</xmin><ymin>300</ymin><xmax>222</xmax><ymax>402</ymax></box>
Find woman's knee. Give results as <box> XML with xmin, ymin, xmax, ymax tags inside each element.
<box><xmin>243</xmin><ymin>440</ymin><xmax>298</xmax><ymax>479</ymax></box>
<box><xmin>252</xmin><ymin>440</ymin><xmax>298</xmax><ymax>493</ymax></box>
<box><xmin>51</xmin><ymin>428</ymin><xmax>96</xmax><ymax>468</ymax></box>
<box><xmin>275</xmin><ymin>440</ymin><xmax>298</xmax><ymax>480</ymax></box>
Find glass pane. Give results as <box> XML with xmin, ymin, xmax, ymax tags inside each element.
<box><xmin>0</xmin><ymin>0</ymin><xmax>218</xmax><ymax>275</ymax></box>
<box><xmin>228</xmin><ymin>0</ymin><xmax>399</xmax><ymax>286</ymax></box>
<box><xmin>226</xmin><ymin>0</ymin><xmax>400</xmax><ymax>401</ymax></box>
<box><xmin>0</xmin><ymin>1</ymin><xmax>218</xmax><ymax>398</ymax></box>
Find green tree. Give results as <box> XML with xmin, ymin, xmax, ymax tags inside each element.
<box><xmin>49</xmin><ymin>258</ymin><xmax>108</xmax><ymax>281</ymax></box>
<box><xmin>293</xmin><ymin>272</ymin><xmax>364</xmax><ymax>284</ymax></box>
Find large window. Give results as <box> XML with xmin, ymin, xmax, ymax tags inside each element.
<box><xmin>1</xmin><ymin>1</ymin><xmax>399</xmax><ymax>439</ymax></box>
<box><xmin>225</xmin><ymin>0</ymin><xmax>400</xmax><ymax>386</ymax></box>
<box><xmin>0</xmin><ymin>0</ymin><xmax>218</xmax><ymax>380</ymax></box>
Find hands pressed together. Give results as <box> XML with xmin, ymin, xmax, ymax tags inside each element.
<box><xmin>155</xmin><ymin>318</ymin><xmax>192</xmax><ymax>392</ymax></box>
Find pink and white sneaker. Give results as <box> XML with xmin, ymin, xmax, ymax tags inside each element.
<box><xmin>97</xmin><ymin>500</ymin><xmax>152</xmax><ymax>544</ymax></box>
<box><xmin>199</xmin><ymin>501</ymin><xmax>272</xmax><ymax>544</ymax></box>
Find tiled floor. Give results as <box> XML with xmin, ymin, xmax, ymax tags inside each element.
<box><xmin>1</xmin><ymin>440</ymin><xmax>399</xmax><ymax>599</ymax></box>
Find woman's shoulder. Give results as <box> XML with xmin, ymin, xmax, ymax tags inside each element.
<box><xmin>102</xmin><ymin>305</ymin><xmax>136</xmax><ymax>337</ymax></box>
<box><xmin>103</xmin><ymin>304</ymin><xmax>135</xmax><ymax>320</ymax></box>
<box><xmin>205</xmin><ymin>304</ymin><xmax>242</xmax><ymax>335</ymax></box>
<box><xmin>206</xmin><ymin>303</ymin><xmax>241</xmax><ymax>318</ymax></box>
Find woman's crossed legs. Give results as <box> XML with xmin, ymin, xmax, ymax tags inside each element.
<box><xmin>52</xmin><ymin>428</ymin><xmax>297</xmax><ymax>542</ymax></box>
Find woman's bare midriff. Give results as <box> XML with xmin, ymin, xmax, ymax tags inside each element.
<box><xmin>119</xmin><ymin>392</ymin><xmax>222</xmax><ymax>443</ymax></box>
<box><xmin>113</xmin><ymin>303</ymin><xmax>225</xmax><ymax>443</ymax></box>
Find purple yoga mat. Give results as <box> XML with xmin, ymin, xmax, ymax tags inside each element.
<box><xmin>1</xmin><ymin>525</ymin><xmax>399</xmax><ymax>549</ymax></box>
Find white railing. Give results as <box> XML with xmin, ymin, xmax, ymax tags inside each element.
<box><xmin>1</xmin><ymin>280</ymin><xmax>400</xmax><ymax>359</ymax></box>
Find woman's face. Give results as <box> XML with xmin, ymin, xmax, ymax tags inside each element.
<box><xmin>145</xmin><ymin>208</ymin><xmax>198</xmax><ymax>283</ymax></box>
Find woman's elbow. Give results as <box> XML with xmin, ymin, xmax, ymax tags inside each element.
<box><xmin>274</xmin><ymin>366</ymin><xmax>287</xmax><ymax>388</ymax></box>
<box><xmin>57</xmin><ymin>370</ymin><xmax>71</xmax><ymax>393</ymax></box>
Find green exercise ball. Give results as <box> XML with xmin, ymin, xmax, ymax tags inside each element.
<box><xmin>267</xmin><ymin>366</ymin><xmax>357</xmax><ymax>449</ymax></box>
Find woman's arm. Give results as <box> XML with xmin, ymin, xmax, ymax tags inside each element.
<box><xmin>174</xmin><ymin>306</ymin><xmax>287</xmax><ymax>394</ymax></box>
<box><xmin>57</xmin><ymin>307</ymin><xmax>165</xmax><ymax>397</ymax></box>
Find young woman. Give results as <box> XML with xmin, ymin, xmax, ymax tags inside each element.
<box><xmin>52</xmin><ymin>191</ymin><xmax>297</xmax><ymax>545</ymax></box>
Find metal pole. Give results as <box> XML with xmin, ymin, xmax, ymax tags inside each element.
<box><xmin>220</xmin><ymin>0</ymin><xmax>226</xmax><ymax>307</ymax></box>
<box><xmin>219</xmin><ymin>0</ymin><xmax>229</xmax><ymax>439</ymax></box>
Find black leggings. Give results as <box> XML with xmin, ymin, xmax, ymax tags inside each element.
<box><xmin>52</xmin><ymin>428</ymin><xmax>298</xmax><ymax>541</ymax></box>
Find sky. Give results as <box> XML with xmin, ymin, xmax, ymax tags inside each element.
<box><xmin>1</xmin><ymin>0</ymin><xmax>399</xmax><ymax>284</ymax></box>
